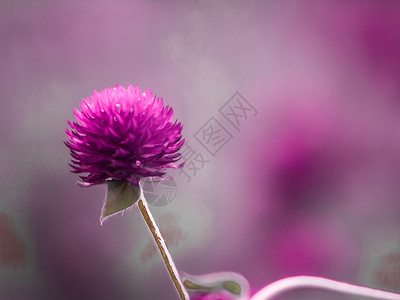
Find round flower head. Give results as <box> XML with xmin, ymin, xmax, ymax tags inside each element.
<box><xmin>65</xmin><ymin>85</ymin><xmax>185</xmax><ymax>187</ymax></box>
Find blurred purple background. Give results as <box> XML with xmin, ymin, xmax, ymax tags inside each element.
<box><xmin>1</xmin><ymin>1</ymin><xmax>400</xmax><ymax>299</ymax></box>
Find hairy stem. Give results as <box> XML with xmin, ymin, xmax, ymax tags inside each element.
<box><xmin>138</xmin><ymin>198</ymin><xmax>189</xmax><ymax>300</ymax></box>
<box><xmin>250</xmin><ymin>276</ymin><xmax>400</xmax><ymax>300</ymax></box>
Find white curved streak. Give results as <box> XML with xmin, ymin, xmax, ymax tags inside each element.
<box><xmin>251</xmin><ymin>276</ymin><xmax>400</xmax><ymax>300</ymax></box>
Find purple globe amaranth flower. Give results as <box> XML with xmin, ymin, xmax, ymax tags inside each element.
<box><xmin>65</xmin><ymin>85</ymin><xmax>185</xmax><ymax>223</ymax></box>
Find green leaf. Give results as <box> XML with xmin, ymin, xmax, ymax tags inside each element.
<box><xmin>181</xmin><ymin>271</ymin><xmax>249</xmax><ymax>300</ymax></box>
<box><xmin>222</xmin><ymin>281</ymin><xmax>241</xmax><ymax>295</ymax></box>
<box><xmin>100</xmin><ymin>180</ymin><xmax>141</xmax><ymax>224</ymax></box>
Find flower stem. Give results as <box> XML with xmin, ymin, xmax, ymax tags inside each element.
<box><xmin>250</xmin><ymin>276</ymin><xmax>400</xmax><ymax>300</ymax></box>
<box><xmin>137</xmin><ymin>198</ymin><xmax>189</xmax><ymax>300</ymax></box>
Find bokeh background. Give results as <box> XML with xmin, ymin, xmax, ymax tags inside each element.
<box><xmin>1</xmin><ymin>0</ymin><xmax>400</xmax><ymax>299</ymax></box>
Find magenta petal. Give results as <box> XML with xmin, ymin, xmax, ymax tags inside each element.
<box><xmin>76</xmin><ymin>181</ymin><xmax>95</xmax><ymax>187</ymax></box>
